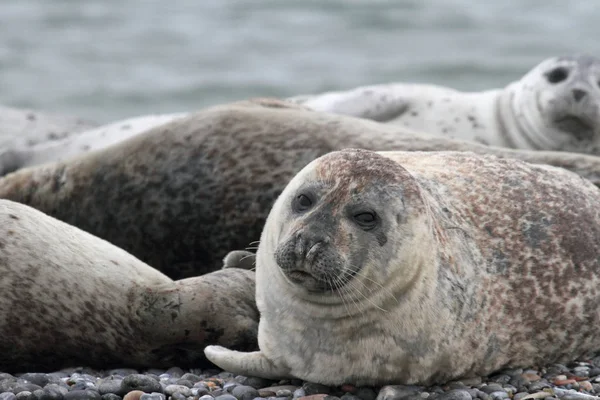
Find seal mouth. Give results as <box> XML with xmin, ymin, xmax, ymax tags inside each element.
<box><xmin>554</xmin><ymin>115</ymin><xmax>596</xmax><ymax>141</ymax></box>
<box><xmin>284</xmin><ymin>269</ymin><xmax>335</xmax><ymax>292</ymax></box>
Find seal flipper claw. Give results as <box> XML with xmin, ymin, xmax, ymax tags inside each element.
<box><xmin>222</xmin><ymin>250</ymin><xmax>256</xmax><ymax>270</ymax></box>
<box><xmin>204</xmin><ymin>346</ymin><xmax>287</xmax><ymax>380</ymax></box>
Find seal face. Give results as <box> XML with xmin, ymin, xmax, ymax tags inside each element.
<box><xmin>272</xmin><ymin>149</ymin><xmax>421</xmax><ymax>296</ymax></box>
<box><xmin>513</xmin><ymin>55</ymin><xmax>600</xmax><ymax>152</ymax></box>
<box><xmin>205</xmin><ymin>148</ymin><xmax>600</xmax><ymax>387</ymax></box>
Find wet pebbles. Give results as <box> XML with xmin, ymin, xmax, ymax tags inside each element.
<box><xmin>3</xmin><ymin>358</ymin><xmax>600</xmax><ymax>400</ymax></box>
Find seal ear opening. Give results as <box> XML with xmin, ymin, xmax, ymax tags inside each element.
<box><xmin>204</xmin><ymin>345</ymin><xmax>290</xmax><ymax>380</ymax></box>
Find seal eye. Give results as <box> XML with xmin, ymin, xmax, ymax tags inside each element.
<box><xmin>353</xmin><ymin>212</ymin><xmax>378</xmax><ymax>230</ymax></box>
<box><xmin>546</xmin><ymin>67</ymin><xmax>569</xmax><ymax>84</ymax></box>
<box><xmin>293</xmin><ymin>193</ymin><xmax>313</xmax><ymax>213</ymax></box>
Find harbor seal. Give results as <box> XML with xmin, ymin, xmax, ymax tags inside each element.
<box><xmin>2</xmin><ymin>99</ymin><xmax>600</xmax><ymax>279</ymax></box>
<box><xmin>0</xmin><ymin>199</ymin><xmax>258</xmax><ymax>372</ymax></box>
<box><xmin>289</xmin><ymin>55</ymin><xmax>600</xmax><ymax>154</ymax></box>
<box><xmin>0</xmin><ymin>111</ymin><xmax>187</xmax><ymax>176</ymax></box>
<box><xmin>205</xmin><ymin>148</ymin><xmax>600</xmax><ymax>386</ymax></box>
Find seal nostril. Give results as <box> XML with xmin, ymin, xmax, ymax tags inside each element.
<box><xmin>572</xmin><ymin>88</ymin><xmax>587</xmax><ymax>102</ymax></box>
<box><xmin>545</xmin><ymin>67</ymin><xmax>569</xmax><ymax>84</ymax></box>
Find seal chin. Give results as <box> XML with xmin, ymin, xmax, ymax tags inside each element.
<box><xmin>283</xmin><ymin>269</ymin><xmax>334</xmax><ymax>292</ymax></box>
<box><xmin>554</xmin><ymin>115</ymin><xmax>596</xmax><ymax>142</ymax></box>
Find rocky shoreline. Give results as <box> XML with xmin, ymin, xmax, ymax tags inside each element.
<box><xmin>3</xmin><ymin>359</ymin><xmax>600</xmax><ymax>400</ymax></box>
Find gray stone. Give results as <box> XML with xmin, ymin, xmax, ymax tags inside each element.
<box><xmin>120</xmin><ymin>376</ymin><xmax>161</xmax><ymax>394</ymax></box>
<box><xmin>98</xmin><ymin>379</ymin><xmax>124</xmax><ymax>396</ymax></box>
<box><xmin>302</xmin><ymin>383</ymin><xmax>332</xmax><ymax>396</ymax></box>
<box><xmin>341</xmin><ymin>395</ymin><xmax>362</xmax><ymax>400</ymax></box>
<box><xmin>487</xmin><ymin>393</ymin><xmax>509</xmax><ymax>400</ymax></box>
<box><xmin>528</xmin><ymin>380</ymin><xmax>551</xmax><ymax>391</ymax></box>
<box><xmin>19</xmin><ymin>375</ymin><xmax>49</xmax><ymax>388</ymax></box>
<box><xmin>14</xmin><ymin>386</ymin><xmax>43</xmax><ymax>395</ymax></box>
<box><xmin>478</xmin><ymin>386</ymin><xmax>504</xmax><ymax>395</ymax></box>
<box><xmin>101</xmin><ymin>395</ymin><xmax>121</xmax><ymax>400</ymax></box>
<box><xmin>63</xmin><ymin>391</ymin><xmax>101</xmax><ymax>400</ymax></box>
<box><xmin>179</xmin><ymin>375</ymin><xmax>200</xmax><ymax>385</ymax></box>
<box><xmin>170</xmin><ymin>393</ymin><xmax>186</xmax><ymax>400</ymax></box>
<box><xmin>198</xmin><ymin>396</ymin><xmax>214</xmax><ymax>400</ymax></box>
<box><xmin>15</xmin><ymin>392</ymin><xmax>32</xmax><ymax>400</ymax></box>
<box><xmin>292</xmin><ymin>389</ymin><xmax>305</xmax><ymax>399</ymax></box>
<box><xmin>38</xmin><ymin>385</ymin><xmax>68</xmax><ymax>400</ymax></box>
<box><xmin>355</xmin><ymin>388</ymin><xmax>377</xmax><ymax>400</ymax></box>
<box><xmin>164</xmin><ymin>385</ymin><xmax>191</xmax><ymax>397</ymax></box>
<box><xmin>232</xmin><ymin>386</ymin><xmax>259</xmax><ymax>400</ymax></box>
<box><xmin>139</xmin><ymin>394</ymin><xmax>165</xmax><ymax>400</ymax></box>
<box><xmin>275</xmin><ymin>390</ymin><xmax>292</xmax><ymax>398</ymax></box>
<box><xmin>242</xmin><ymin>379</ymin><xmax>273</xmax><ymax>390</ymax></box>
<box><xmin>436</xmin><ymin>390</ymin><xmax>472</xmax><ymax>400</ymax></box>
<box><xmin>376</xmin><ymin>386</ymin><xmax>423</xmax><ymax>400</ymax></box>
<box><xmin>0</xmin><ymin>393</ymin><xmax>17</xmax><ymax>400</ymax></box>
<box><xmin>214</xmin><ymin>396</ymin><xmax>237</xmax><ymax>400</ymax></box>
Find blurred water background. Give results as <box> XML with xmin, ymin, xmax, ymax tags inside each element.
<box><xmin>0</xmin><ymin>0</ymin><xmax>597</xmax><ymax>123</ymax></box>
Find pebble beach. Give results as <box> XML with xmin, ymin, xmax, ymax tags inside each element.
<box><xmin>3</xmin><ymin>358</ymin><xmax>600</xmax><ymax>400</ymax></box>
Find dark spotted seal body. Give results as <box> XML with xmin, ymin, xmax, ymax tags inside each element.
<box><xmin>205</xmin><ymin>149</ymin><xmax>600</xmax><ymax>386</ymax></box>
<box><xmin>1</xmin><ymin>99</ymin><xmax>600</xmax><ymax>279</ymax></box>
<box><xmin>0</xmin><ymin>199</ymin><xmax>257</xmax><ymax>372</ymax></box>
<box><xmin>290</xmin><ymin>55</ymin><xmax>600</xmax><ymax>154</ymax></box>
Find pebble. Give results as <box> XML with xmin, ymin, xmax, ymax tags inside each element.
<box><xmin>354</xmin><ymin>388</ymin><xmax>376</xmax><ymax>400</ymax></box>
<box><xmin>293</xmin><ymin>389</ymin><xmax>307</xmax><ymax>399</ymax></box>
<box><xmin>38</xmin><ymin>385</ymin><xmax>69</xmax><ymax>400</ymax></box>
<box><xmin>63</xmin><ymin>391</ymin><xmax>102</xmax><ymax>400</ymax></box>
<box><xmin>164</xmin><ymin>385</ymin><xmax>191</xmax><ymax>397</ymax></box>
<box><xmin>302</xmin><ymin>384</ymin><xmax>331</xmax><ymax>396</ymax></box>
<box><xmin>297</xmin><ymin>396</ymin><xmax>328</xmax><ymax>400</ymax></box>
<box><xmin>15</xmin><ymin>392</ymin><xmax>32</xmax><ymax>400</ymax></box>
<box><xmin>487</xmin><ymin>392</ymin><xmax>508</xmax><ymax>400</ymax></box>
<box><xmin>19</xmin><ymin>376</ymin><xmax>49</xmax><ymax>388</ymax></box>
<box><xmin>120</xmin><ymin>376</ymin><xmax>160</xmax><ymax>394</ymax></box>
<box><xmin>436</xmin><ymin>390</ymin><xmax>472</xmax><ymax>400</ymax></box>
<box><xmin>97</xmin><ymin>378</ymin><xmax>124</xmax><ymax>396</ymax></box>
<box><xmin>232</xmin><ymin>386</ymin><xmax>259</xmax><ymax>400</ymax></box>
<box><xmin>0</xmin><ymin>394</ymin><xmax>16</xmax><ymax>400</ymax></box>
<box><xmin>276</xmin><ymin>390</ymin><xmax>293</xmax><ymax>398</ymax></box>
<box><xmin>214</xmin><ymin>395</ymin><xmax>237</xmax><ymax>400</ymax></box>
<box><xmin>376</xmin><ymin>386</ymin><xmax>422</xmax><ymax>400</ymax></box>
<box><xmin>101</xmin><ymin>395</ymin><xmax>121</xmax><ymax>400</ymax></box>
<box><xmin>198</xmin><ymin>396</ymin><xmax>214</xmax><ymax>400</ymax></box>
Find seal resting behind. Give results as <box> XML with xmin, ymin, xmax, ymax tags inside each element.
<box><xmin>1</xmin><ymin>99</ymin><xmax>600</xmax><ymax>279</ymax></box>
<box><xmin>0</xmin><ymin>199</ymin><xmax>258</xmax><ymax>372</ymax></box>
<box><xmin>289</xmin><ymin>55</ymin><xmax>600</xmax><ymax>154</ymax></box>
<box><xmin>205</xmin><ymin>148</ymin><xmax>600</xmax><ymax>386</ymax></box>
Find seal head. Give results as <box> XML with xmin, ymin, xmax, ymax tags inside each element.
<box><xmin>269</xmin><ymin>148</ymin><xmax>427</xmax><ymax>304</ymax></box>
<box><xmin>503</xmin><ymin>54</ymin><xmax>600</xmax><ymax>152</ymax></box>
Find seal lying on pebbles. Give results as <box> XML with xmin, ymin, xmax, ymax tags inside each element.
<box><xmin>289</xmin><ymin>55</ymin><xmax>600</xmax><ymax>154</ymax></box>
<box><xmin>205</xmin><ymin>148</ymin><xmax>600</xmax><ymax>386</ymax></box>
<box><xmin>0</xmin><ymin>112</ymin><xmax>187</xmax><ymax>176</ymax></box>
<box><xmin>0</xmin><ymin>199</ymin><xmax>258</xmax><ymax>372</ymax></box>
<box><xmin>1</xmin><ymin>99</ymin><xmax>600</xmax><ymax>279</ymax></box>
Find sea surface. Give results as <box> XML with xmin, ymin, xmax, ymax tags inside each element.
<box><xmin>1</xmin><ymin>0</ymin><xmax>599</xmax><ymax>123</ymax></box>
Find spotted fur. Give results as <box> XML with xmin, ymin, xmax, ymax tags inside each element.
<box><xmin>0</xmin><ymin>200</ymin><xmax>258</xmax><ymax>372</ymax></box>
<box><xmin>1</xmin><ymin>99</ymin><xmax>600</xmax><ymax>279</ymax></box>
<box><xmin>206</xmin><ymin>149</ymin><xmax>600</xmax><ymax>386</ymax></box>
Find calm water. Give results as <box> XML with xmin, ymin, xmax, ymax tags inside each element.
<box><xmin>1</xmin><ymin>0</ymin><xmax>599</xmax><ymax>122</ymax></box>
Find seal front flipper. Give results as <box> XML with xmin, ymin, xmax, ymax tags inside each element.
<box><xmin>222</xmin><ymin>250</ymin><xmax>256</xmax><ymax>270</ymax></box>
<box><xmin>298</xmin><ymin>86</ymin><xmax>411</xmax><ymax>123</ymax></box>
<box><xmin>204</xmin><ymin>345</ymin><xmax>289</xmax><ymax>380</ymax></box>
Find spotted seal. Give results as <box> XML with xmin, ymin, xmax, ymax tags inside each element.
<box><xmin>289</xmin><ymin>55</ymin><xmax>600</xmax><ymax>154</ymax></box>
<box><xmin>0</xmin><ymin>112</ymin><xmax>187</xmax><ymax>176</ymax></box>
<box><xmin>205</xmin><ymin>148</ymin><xmax>600</xmax><ymax>386</ymax></box>
<box><xmin>0</xmin><ymin>199</ymin><xmax>258</xmax><ymax>372</ymax></box>
<box><xmin>1</xmin><ymin>99</ymin><xmax>600</xmax><ymax>279</ymax></box>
